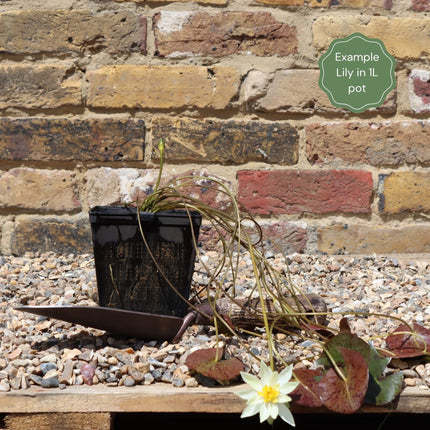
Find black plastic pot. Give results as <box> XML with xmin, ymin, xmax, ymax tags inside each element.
<box><xmin>89</xmin><ymin>206</ymin><xmax>202</xmax><ymax>318</ymax></box>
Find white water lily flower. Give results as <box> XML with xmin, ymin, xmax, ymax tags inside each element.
<box><xmin>236</xmin><ymin>362</ymin><xmax>299</xmax><ymax>426</ymax></box>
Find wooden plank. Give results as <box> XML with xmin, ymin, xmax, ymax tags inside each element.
<box><xmin>0</xmin><ymin>385</ymin><xmax>428</xmax><ymax>415</ymax></box>
<box><xmin>3</xmin><ymin>413</ymin><xmax>112</xmax><ymax>430</ymax></box>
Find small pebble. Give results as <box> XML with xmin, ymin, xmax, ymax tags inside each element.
<box><xmin>41</xmin><ymin>377</ymin><xmax>60</xmax><ymax>388</ymax></box>
<box><xmin>123</xmin><ymin>377</ymin><xmax>136</xmax><ymax>387</ymax></box>
<box><xmin>40</xmin><ymin>362</ymin><xmax>57</xmax><ymax>375</ymax></box>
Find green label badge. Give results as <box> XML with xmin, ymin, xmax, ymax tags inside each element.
<box><xmin>319</xmin><ymin>33</ymin><xmax>396</xmax><ymax>113</ymax></box>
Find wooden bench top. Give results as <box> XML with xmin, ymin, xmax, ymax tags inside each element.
<box><xmin>0</xmin><ymin>384</ymin><xmax>429</xmax><ymax>415</ymax></box>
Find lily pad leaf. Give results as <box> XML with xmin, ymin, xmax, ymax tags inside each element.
<box><xmin>365</xmin><ymin>341</ymin><xmax>402</xmax><ymax>406</ymax></box>
<box><xmin>385</xmin><ymin>322</ymin><xmax>430</xmax><ymax>358</ymax></box>
<box><xmin>365</xmin><ymin>371</ymin><xmax>403</xmax><ymax>406</ymax></box>
<box><xmin>319</xmin><ymin>347</ymin><xmax>369</xmax><ymax>414</ymax></box>
<box><xmin>185</xmin><ymin>347</ymin><xmax>244</xmax><ymax>385</ymax></box>
<box><xmin>291</xmin><ymin>368</ymin><xmax>324</xmax><ymax>408</ymax></box>
<box><xmin>339</xmin><ymin>317</ymin><xmax>352</xmax><ymax>333</ymax></box>
<box><xmin>318</xmin><ymin>332</ymin><xmax>371</xmax><ymax>368</ymax></box>
<box><xmin>368</xmin><ymin>341</ymin><xmax>390</xmax><ymax>376</ymax></box>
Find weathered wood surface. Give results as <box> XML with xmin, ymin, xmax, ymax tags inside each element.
<box><xmin>0</xmin><ymin>385</ymin><xmax>429</xmax><ymax>414</ymax></box>
<box><xmin>3</xmin><ymin>412</ymin><xmax>112</xmax><ymax>430</ymax></box>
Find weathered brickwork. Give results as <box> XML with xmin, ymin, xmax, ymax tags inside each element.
<box><xmin>0</xmin><ymin>65</ymin><xmax>81</xmax><ymax>109</ymax></box>
<box><xmin>306</xmin><ymin>121</ymin><xmax>430</xmax><ymax>166</ymax></box>
<box><xmin>116</xmin><ymin>0</ymin><xmax>227</xmax><ymax>3</ymax></box>
<box><xmin>0</xmin><ymin>118</ymin><xmax>145</xmax><ymax>161</ymax></box>
<box><xmin>0</xmin><ymin>10</ymin><xmax>146</xmax><ymax>55</ymax></box>
<box><xmin>313</xmin><ymin>16</ymin><xmax>430</xmax><ymax>59</ymax></box>
<box><xmin>242</xmin><ymin>69</ymin><xmax>396</xmax><ymax>114</ymax></box>
<box><xmin>153</xmin><ymin>11</ymin><xmax>297</xmax><ymax>57</ymax></box>
<box><xmin>151</xmin><ymin>116</ymin><xmax>298</xmax><ymax>165</ymax></box>
<box><xmin>254</xmin><ymin>0</ymin><xmax>391</xmax><ymax>6</ymax></box>
<box><xmin>0</xmin><ymin>0</ymin><xmax>428</xmax><ymax>255</ymax></box>
<box><xmin>0</xmin><ymin>168</ymin><xmax>80</xmax><ymax>212</ymax></box>
<box><xmin>411</xmin><ymin>0</ymin><xmax>430</xmax><ymax>11</ymax></box>
<box><xmin>7</xmin><ymin>216</ymin><xmax>91</xmax><ymax>255</ymax></box>
<box><xmin>318</xmin><ymin>224</ymin><xmax>430</xmax><ymax>254</ymax></box>
<box><xmin>86</xmin><ymin>167</ymin><xmax>232</xmax><ymax>212</ymax></box>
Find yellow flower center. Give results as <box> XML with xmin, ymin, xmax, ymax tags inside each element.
<box><xmin>258</xmin><ymin>385</ymin><xmax>279</xmax><ymax>403</ymax></box>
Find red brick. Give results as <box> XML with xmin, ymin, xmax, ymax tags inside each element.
<box><xmin>237</xmin><ymin>170</ymin><xmax>373</xmax><ymax>215</ymax></box>
<box><xmin>411</xmin><ymin>0</ymin><xmax>430</xmax><ymax>11</ymax></box>
<box><xmin>153</xmin><ymin>11</ymin><xmax>297</xmax><ymax>57</ymax></box>
<box><xmin>199</xmin><ymin>221</ymin><xmax>308</xmax><ymax>254</ymax></box>
<box><xmin>408</xmin><ymin>70</ymin><xmax>430</xmax><ymax>113</ymax></box>
<box><xmin>257</xmin><ymin>221</ymin><xmax>308</xmax><ymax>254</ymax></box>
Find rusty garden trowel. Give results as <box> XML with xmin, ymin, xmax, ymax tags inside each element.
<box><xmin>15</xmin><ymin>293</ymin><xmax>327</xmax><ymax>343</ymax></box>
<box><xmin>15</xmin><ymin>305</ymin><xmax>188</xmax><ymax>342</ymax></box>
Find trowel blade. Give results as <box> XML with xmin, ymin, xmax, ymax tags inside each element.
<box><xmin>15</xmin><ymin>305</ymin><xmax>184</xmax><ymax>341</ymax></box>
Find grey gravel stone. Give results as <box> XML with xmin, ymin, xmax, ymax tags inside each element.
<box><xmin>40</xmin><ymin>362</ymin><xmax>57</xmax><ymax>375</ymax></box>
<box><xmin>41</xmin><ymin>377</ymin><xmax>60</xmax><ymax>388</ymax></box>
<box><xmin>1</xmin><ymin>251</ymin><xmax>430</xmax><ymax>393</ymax></box>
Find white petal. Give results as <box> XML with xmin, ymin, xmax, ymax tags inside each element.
<box><xmin>278</xmin><ymin>365</ymin><xmax>293</xmax><ymax>385</ymax></box>
<box><xmin>241</xmin><ymin>402</ymin><xmax>261</xmax><ymax>419</ymax></box>
<box><xmin>267</xmin><ymin>402</ymin><xmax>279</xmax><ymax>420</ymax></box>
<box><xmin>261</xmin><ymin>362</ymin><xmax>280</xmax><ymax>387</ymax></box>
<box><xmin>236</xmin><ymin>389</ymin><xmax>259</xmax><ymax>402</ymax></box>
<box><xmin>277</xmin><ymin>393</ymin><xmax>292</xmax><ymax>403</ymax></box>
<box><xmin>259</xmin><ymin>362</ymin><xmax>272</xmax><ymax>384</ymax></box>
<box><xmin>278</xmin><ymin>403</ymin><xmax>296</xmax><ymax>427</ymax></box>
<box><xmin>240</xmin><ymin>372</ymin><xmax>263</xmax><ymax>391</ymax></box>
<box><xmin>280</xmin><ymin>381</ymin><xmax>300</xmax><ymax>395</ymax></box>
<box><xmin>259</xmin><ymin>403</ymin><xmax>271</xmax><ymax>423</ymax></box>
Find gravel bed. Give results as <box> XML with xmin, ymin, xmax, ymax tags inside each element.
<box><xmin>0</xmin><ymin>252</ymin><xmax>429</xmax><ymax>393</ymax></box>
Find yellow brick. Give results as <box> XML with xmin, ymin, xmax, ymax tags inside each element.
<box><xmin>313</xmin><ymin>16</ymin><xmax>430</xmax><ymax>59</ymax></box>
<box><xmin>0</xmin><ymin>168</ymin><xmax>80</xmax><ymax>212</ymax></box>
<box><xmin>318</xmin><ymin>224</ymin><xmax>430</xmax><ymax>254</ymax></box>
<box><xmin>380</xmin><ymin>172</ymin><xmax>430</xmax><ymax>214</ymax></box>
<box><xmin>87</xmin><ymin>65</ymin><xmax>240</xmax><ymax>110</ymax></box>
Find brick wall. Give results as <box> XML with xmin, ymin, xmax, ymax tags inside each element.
<box><xmin>1</xmin><ymin>0</ymin><xmax>429</xmax><ymax>255</ymax></box>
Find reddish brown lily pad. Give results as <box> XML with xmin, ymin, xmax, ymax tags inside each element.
<box><xmin>319</xmin><ymin>348</ymin><xmax>369</xmax><ymax>414</ymax></box>
<box><xmin>291</xmin><ymin>368</ymin><xmax>324</xmax><ymax>407</ymax></box>
<box><xmin>185</xmin><ymin>347</ymin><xmax>244</xmax><ymax>385</ymax></box>
<box><xmin>385</xmin><ymin>322</ymin><xmax>430</xmax><ymax>358</ymax></box>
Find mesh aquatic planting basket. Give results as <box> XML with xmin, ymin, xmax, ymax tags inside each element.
<box><xmin>89</xmin><ymin>206</ymin><xmax>202</xmax><ymax>318</ymax></box>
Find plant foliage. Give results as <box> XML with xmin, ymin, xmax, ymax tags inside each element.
<box><xmin>137</xmin><ymin>139</ymin><xmax>429</xmax><ymax>419</ymax></box>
